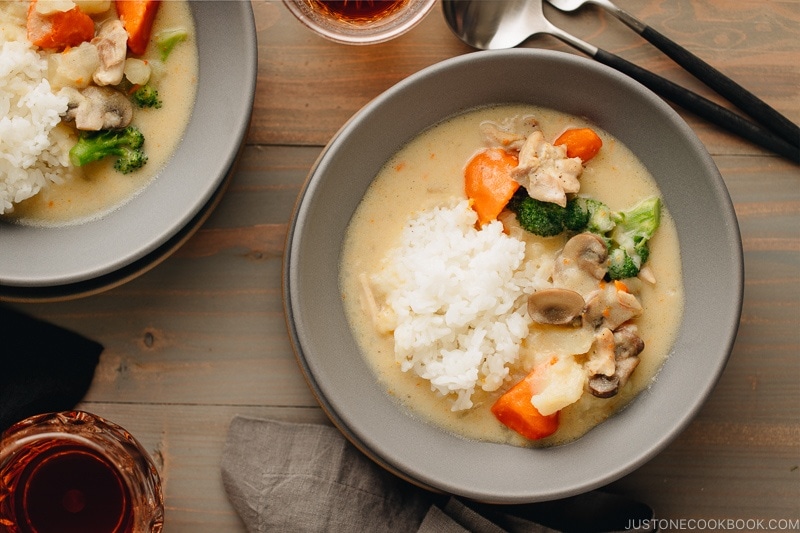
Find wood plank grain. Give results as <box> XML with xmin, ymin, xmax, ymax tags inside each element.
<box><xmin>4</xmin><ymin>1</ymin><xmax>799</xmax><ymax>530</ymax></box>
<box><xmin>69</xmin><ymin>403</ymin><xmax>331</xmax><ymax>533</ymax></box>
<box><xmin>250</xmin><ymin>0</ymin><xmax>800</xmax><ymax>157</ymax></box>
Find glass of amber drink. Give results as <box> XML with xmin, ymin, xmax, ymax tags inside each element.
<box><xmin>283</xmin><ymin>0</ymin><xmax>436</xmax><ymax>44</ymax></box>
<box><xmin>0</xmin><ymin>411</ymin><xmax>163</xmax><ymax>533</ymax></box>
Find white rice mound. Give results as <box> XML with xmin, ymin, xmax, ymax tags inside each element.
<box><xmin>0</xmin><ymin>39</ymin><xmax>71</xmax><ymax>215</ymax></box>
<box><xmin>373</xmin><ymin>200</ymin><xmax>540</xmax><ymax>411</ymax></box>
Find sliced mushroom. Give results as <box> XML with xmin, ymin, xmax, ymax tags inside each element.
<box><xmin>61</xmin><ymin>86</ymin><xmax>133</xmax><ymax>131</ymax></box>
<box><xmin>583</xmin><ymin>283</ymin><xmax>643</xmax><ymax>331</ymax></box>
<box><xmin>613</xmin><ymin>323</ymin><xmax>645</xmax><ymax>360</ymax></box>
<box><xmin>559</xmin><ymin>233</ymin><xmax>608</xmax><ymax>279</ymax></box>
<box><xmin>587</xmin><ymin>356</ymin><xmax>640</xmax><ymax>398</ymax></box>
<box><xmin>528</xmin><ymin>288</ymin><xmax>585</xmax><ymax>325</ymax></box>
<box><xmin>92</xmin><ymin>19</ymin><xmax>128</xmax><ymax>86</ymax></box>
<box><xmin>552</xmin><ymin>233</ymin><xmax>608</xmax><ymax>295</ymax></box>
<box><xmin>587</xmin><ymin>373</ymin><xmax>619</xmax><ymax>398</ymax></box>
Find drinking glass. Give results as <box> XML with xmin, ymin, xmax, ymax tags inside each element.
<box><xmin>0</xmin><ymin>411</ymin><xmax>164</xmax><ymax>533</ymax></box>
<box><xmin>283</xmin><ymin>0</ymin><xmax>437</xmax><ymax>45</ymax></box>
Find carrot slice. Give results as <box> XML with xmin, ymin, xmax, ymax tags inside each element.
<box><xmin>491</xmin><ymin>364</ymin><xmax>559</xmax><ymax>441</ymax></box>
<box><xmin>554</xmin><ymin>128</ymin><xmax>603</xmax><ymax>162</ymax></box>
<box><xmin>464</xmin><ymin>148</ymin><xmax>520</xmax><ymax>225</ymax></box>
<box><xmin>27</xmin><ymin>1</ymin><xmax>95</xmax><ymax>51</ymax></box>
<box><xmin>116</xmin><ymin>0</ymin><xmax>161</xmax><ymax>55</ymax></box>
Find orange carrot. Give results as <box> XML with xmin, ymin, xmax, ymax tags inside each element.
<box><xmin>464</xmin><ymin>148</ymin><xmax>520</xmax><ymax>225</ymax></box>
<box><xmin>26</xmin><ymin>0</ymin><xmax>95</xmax><ymax>51</ymax></box>
<box><xmin>613</xmin><ymin>280</ymin><xmax>630</xmax><ymax>293</ymax></box>
<box><xmin>490</xmin><ymin>364</ymin><xmax>559</xmax><ymax>441</ymax></box>
<box><xmin>116</xmin><ymin>0</ymin><xmax>161</xmax><ymax>55</ymax></box>
<box><xmin>554</xmin><ymin>127</ymin><xmax>603</xmax><ymax>162</ymax></box>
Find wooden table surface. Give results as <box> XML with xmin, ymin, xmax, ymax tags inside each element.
<box><xmin>7</xmin><ymin>0</ymin><xmax>800</xmax><ymax>530</ymax></box>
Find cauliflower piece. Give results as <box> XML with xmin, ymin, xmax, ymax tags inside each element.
<box><xmin>530</xmin><ymin>355</ymin><xmax>585</xmax><ymax>416</ymax></box>
<box><xmin>512</xmin><ymin>131</ymin><xmax>583</xmax><ymax>207</ymax></box>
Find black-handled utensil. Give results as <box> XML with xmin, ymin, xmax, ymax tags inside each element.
<box><xmin>594</xmin><ymin>48</ymin><xmax>799</xmax><ymax>162</ymax></box>
<box><xmin>442</xmin><ymin>0</ymin><xmax>800</xmax><ymax>163</ymax></box>
<box><xmin>545</xmin><ymin>0</ymin><xmax>800</xmax><ymax>148</ymax></box>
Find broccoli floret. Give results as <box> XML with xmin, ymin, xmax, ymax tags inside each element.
<box><xmin>607</xmin><ymin>248</ymin><xmax>640</xmax><ymax>280</ymax></box>
<box><xmin>563</xmin><ymin>197</ymin><xmax>590</xmax><ymax>231</ymax></box>
<box><xmin>611</xmin><ymin>196</ymin><xmax>661</xmax><ymax>248</ymax></box>
<box><xmin>508</xmin><ymin>192</ymin><xmax>598</xmax><ymax>237</ymax></box>
<box><xmin>605</xmin><ymin>197</ymin><xmax>661</xmax><ymax>280</ymax></box>
<box><xmin>155</xmin><ymin>28</ymin><xmax>189</xmax><ymax>62</ymax></box>
<box><xmin>583</xmin><ymin>198</ymin><xmax>615</xmax><ymax>235</ymax></box>
<box><xmin>131</xmin><ymin>84</ymin><xmax>162</xmax><ymax>109</ymax></box>
<box><xmin>508</xmin><ymin>191</ymin><xmax>566</xmax><ymax>237</ymax></box>
<box><xmin>114</xmin><ymin>147</ymin><xmax>148</xmax><ymax>174</ymax></box>
<box><xmin>505</xmin><ymin>186</ymin><xmax>661</xmax><ymax>279</ymax></box>
<box><xmin>69</xmin><ymin>126</ymin><xmax>147</xmax><ymax>174</ymax></box>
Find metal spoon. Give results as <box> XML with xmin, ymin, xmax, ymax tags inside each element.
<box><xmin>441</xmin><ymin>0</ymin><xmax>799</xmax><ymax>162</ymax></box>
<box><xmin>546</xmin><ymin>0</ymin><xmax>800</xmax><ymax>147</ymax></box>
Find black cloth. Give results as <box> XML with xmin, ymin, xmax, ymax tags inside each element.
<box><xmin>0</xmin><ymin>305</ymin><xmax>103</xmax><ymax>433</ymax></box>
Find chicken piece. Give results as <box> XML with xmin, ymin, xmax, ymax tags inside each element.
<box><xmin>613</xmin><ymin>324</ymin><xmax>645</xmax><ymax>360</ymax></box>
<box><xmin>587</xmin><ymin>324</ymin><xmax>645</xmax><ymax>398</ymax></box>
<box><xmin>92</xmin><ymin>19</ymin><xmax>128</xmax><ymax>86</ymax></box>
<box><xmin>60</xmin><ymin>86</ymin><xmax>133</xmax><ymax>130</ymax></box>
<box><xmin>585</xmin><ymin>327</ymin><xmax>616</xmax><ymax>377</ymax></box>
<box><xmin>511</xmin><ymin>131</ymin><xmax>583</xmax><ymax>207</ymax></box>
<box><xmin>479</xmin><ymin>115</ymin><xmax>539</xmax><ymax>151</ymax></box>
<box><xmin>583</xmin><ymin>282</ymin><xmax>643</xmax><ymax>331</ymax></box>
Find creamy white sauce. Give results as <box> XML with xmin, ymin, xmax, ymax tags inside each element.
<box><xmin>340</xmin><ymin>104</ymin><xmax>685</xmax><ymax>447</ymax></box>
<box><xmin>3</xmin><ymin>0</ymin><xmax>197</xmax><ymax>226</ymax></box>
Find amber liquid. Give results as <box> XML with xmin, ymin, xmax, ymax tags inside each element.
<box><xmin>309</xmin><ymin>0</ymin><xmax>409</xmax><ymax>22</ymax></box>
<box><xmin>8</xmin><ymin>442</ymin><xmax>133</xmax><ymax>533</ymax></box>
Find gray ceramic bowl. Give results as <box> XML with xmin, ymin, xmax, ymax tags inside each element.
<box><xmin>284</xmin><ymin>49</ymin><xmax>743</xmax><ymax>503</ymax></box>
<box><xmin>0</xmin><ymin>1</ymin><xmax>256</xmax><ymax>299</ymax></box>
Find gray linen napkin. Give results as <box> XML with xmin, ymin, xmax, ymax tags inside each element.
<box><xmin>221</xmin><ymin>417</ymin><xmax>656</xmax><ymax>533</ymax></box>
<box><xmin>221</xmin><ymin>417</ymin><xmax>556</xmax><ymax>533</ymax></box>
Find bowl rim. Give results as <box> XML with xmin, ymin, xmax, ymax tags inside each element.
<box><xmin>284</xmin><ymin>48</ymin><xmax>744</xmax><ymax>502</ymax></box>
<box><xmin>0</xmin><ymin>1</ymin><xmax>257</xmax><ymax>291</ymax></box>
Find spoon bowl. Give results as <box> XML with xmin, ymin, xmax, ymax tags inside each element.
<box><xmin>442</xmin><ymin>0</ymin><xmax>555</xmax><ymax>50</ymax></box>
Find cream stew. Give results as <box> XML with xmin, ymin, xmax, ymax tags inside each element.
<box><xmin>340</xmin><ymin>104</ymin><xmax>684</xmax><ymax>447</ymax></box>
<box><xmin>3</xmin><ymin>0</ymin><xmax>197</xmax><ymax>226</ymax></box>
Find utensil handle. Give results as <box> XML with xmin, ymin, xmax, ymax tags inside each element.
<box><xmin>640</xmin><ymin>25</ymin><xmax>800</xmax><ymax>147</ymax></box>
<box><xmin>594</xmin><ymin>48</ymin><xmax>800</xmax><ymax>163</ymax></box>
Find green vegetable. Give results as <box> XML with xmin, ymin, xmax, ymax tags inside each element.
<box><xmin>131</xmin><ymin>84</ymin><xmax>162</xmax><ymax>109</ymax></box>
<box><xmin>607</xmin><ymin>248</ymin><xmax>640</xmax><ymax>280</ymax></box>
<box><xmin>583</xmin><ymin>198</ymin><xmax>616</xmax><ymax>235</ymax></box>
<box><xmin>605</xmin><ymin>196</ymin><xmax>661</xmax><ymax>280</ymax></box>
<box><xmin>506</xmin><ymin>190</ymin><xmax>661</xmax><ymax>280</ymax></box>
<box><xmin>562</xmin><ymin>196</ymin><xmax>591</xmax><ymax>231</ymax></box>
<box><xmin>155</xmin><ymin>28</ymin><xmax>189</xmax><ymax>62</ymax></box>
<box><xmin>69</xmin><ymin>126</ymin><xmax>148</xmax><ymax>174</ymax></box>
<box><xmin>507</xmin><ymin>190</ymin><xmax>587</xmax><ymax>237</ymax></box>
